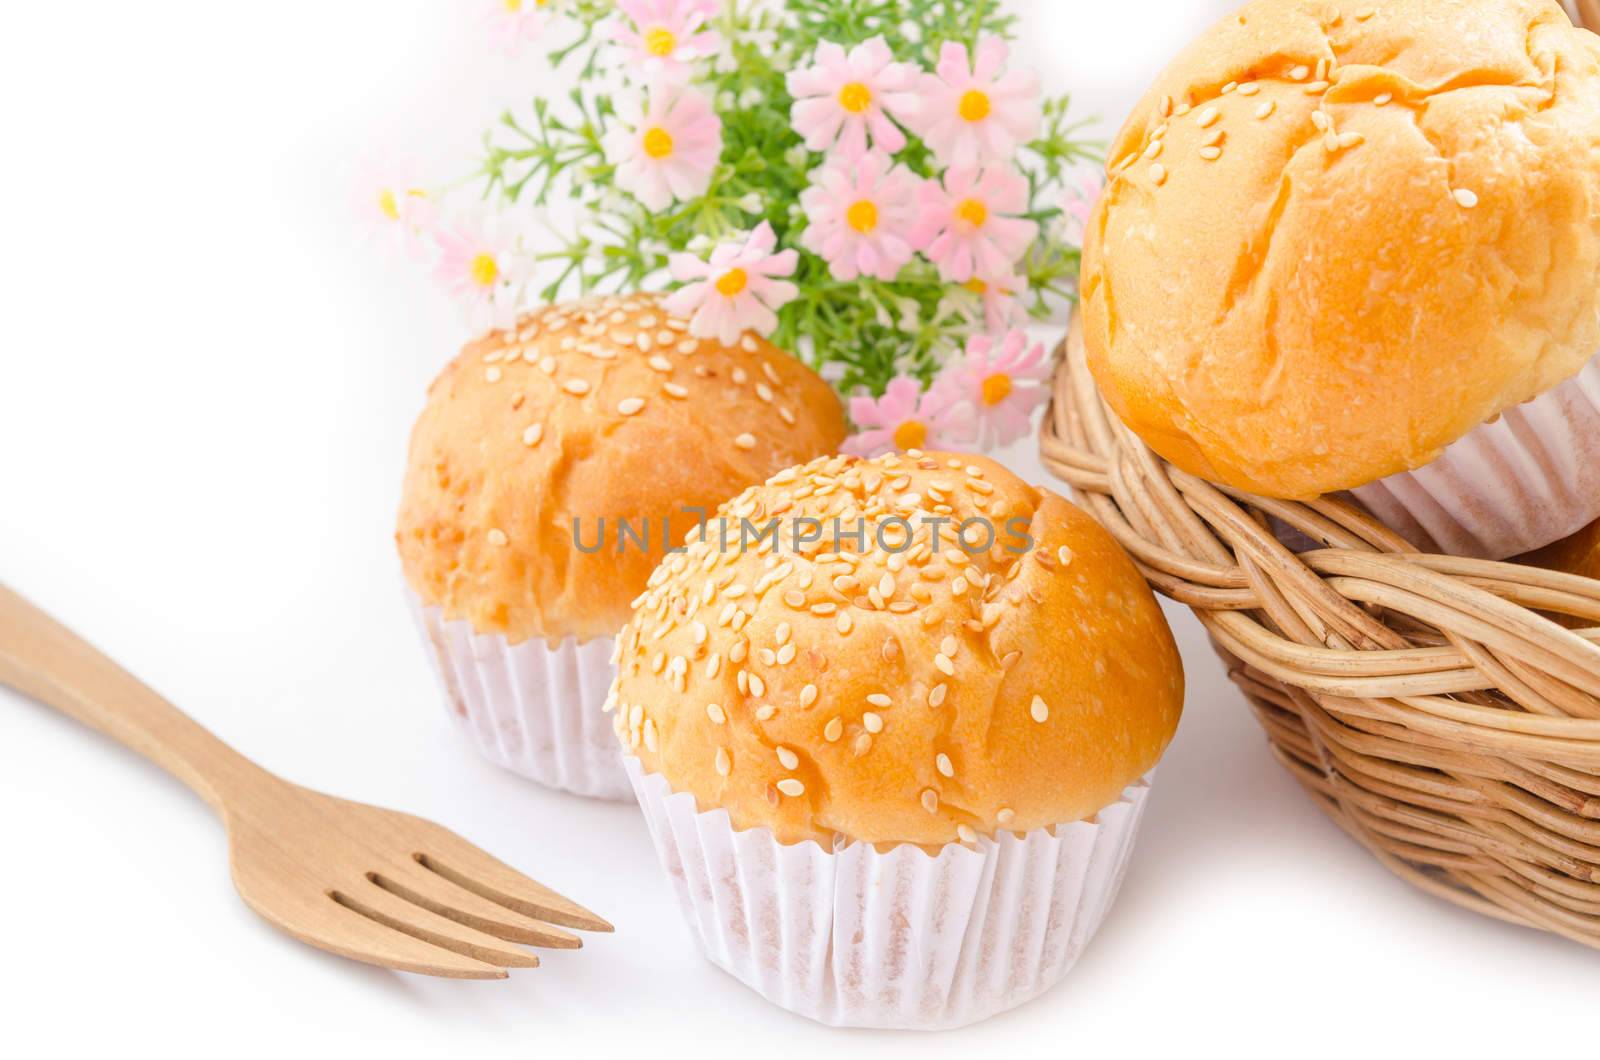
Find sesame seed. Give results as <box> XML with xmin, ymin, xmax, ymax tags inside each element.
<box><xmin>690</xmin><ymin>621</ymin><xmax>708</xmax><ymax>645</ymax></box>
<box><xmin>862</xmin><ymin>711</ymin><xmax>884</xmax><ymax>733</ymax></box>
<box><xmin>618</xmin><ymin>397</ymin><xmax>646</xmax><ymax>416</ymax></box>
<box><xmin>1143</xmin><ymin>139</ymin><xmax>1164</xmax><ymax>160</ymax></box>
<box><xmin>776</xmin><ymin>746</ymin><xmax>799</xmax><ymax>770</ymax></box>
<box><xmin>1149</xmin><ymin>163</ymin><xmax>1167</xmax><ymax>188</ymax></box>
<box><xmin>1031</xmin><ymin>695</ymin><xmax>1050</xmax><ymax>723</ymax></box>
<box><xmin>1199</xmin><ymin>146</ymin><xmax>1223</xmax><ymax>161</ymax></box>
<box><xmin>755</xmin><ymin>704</ymin><xmax>776</xmax><ymax>721</ymax></box>
<box><xmin>740</xmin><ymin>336</ymin><xmax>759</xmax><ymax>353</ymax></box>
<box><xmin>824</xmin><ymin>717</ymin><xmax>843</xmax><ymax>742</ymax></box>
<box><xmin>1289</xmin><ymin>64</ymin><xmax>1310</xmax><ymax>81</ymax></box>
<box><xmin>663</xmin><ymin>382</ymin><xmax>689</xmax><ymax>399</ymax></box>
<box><xmin>776</xmin><ymin>643</ymin><xmax>796</xmax><ymax>665</ymax></box>
<box><xmin>866</xmin><ymin>693</ymin><xmax>891</xmax><ymax>708</ymax></box>
<box><xmin>1175</xmin><ymin>101</ymin><xmax>1192</xmax><ymax>116</ymax></box>
<box><xmin>1202</xmin><ymin>128</ymin><xmax>1225</xmax><ymax>147</ymax></box>
<box><xmin>929</xmin><ymin>683</ymin><xmax>948</xmax><ymax>707</ymax></box>
<box><xmin>1338</xmin><ymin>131</ymin><xmax>1364</xmax><ymax>149</ymax></box>
<box><xmin>936</xmin><ymin>753</ymin><xmax>954</xmax><ymax>778</ymax></box>
<box><xmin>715</xmin><ymin>747</ymin><xmax>731</xmax><ymax>776</ymax></box>
<box><xmin>1237</xmin><ymin>82</ymin><xmax>1260</xmax><ymax>96</ymax></box>
<box><xmin>707</xmin><ymin>703</ymin><xmax>726</xmax><ymax>724</ymax></box>
<box><xmin>1453</xmin><ymin>188</ymin><xmax>1479</xmax><ymax>208</ymax></box>
<box><xmin>776</xmin><ymin>778</ymin><xmax>805</xmax><ymax>798</ymax></box>
<box><xmin>539</xmin><ymin>356</ymin><xmax>557</xmax><ymax>374</ymax></box>
<box><xmin>1057</xmin><ymin>546</ymin><xmax>1074</xmax><ymax>567</ymax></box>
<box><xmin>734</xmin><ymin>433</ymin><xmax>757</xmax><ymax>450</ymax></box>
<box><xmin>940</xmin><ymin>636</ymin><xmax>958</xmax><ymax>657</ymax></box>
<box><xmin>934</xmin><ymin>653</ymin><xmax>955</xmax><ymax>676</ymax></box>
<box><xmin>997</xmin><ymin>808</ymin><xmax>1015</xmax><ymax>826</ymax></box>
<box><xmin>749</xmin><ymin>673</ymin><xmax>766</xmax><ymax>697</ymax></box>
<box><xmin>563</xmin><ymin>379</ymin><xmax>591</xmax><ymax>396</ymax></box>
<box><xmin>647</xmin><ymin>355</ymin><xmax>672</xmax><ymax>373</ymax></box>
<box><xmin>643</xmin><ymin>718</ymin><xmax>658</xmax><ymax>752</ymax></box>
<box><xmin>800</xmin><ymin>683</ymin><xmax>818</xmax><ymax>707</ymax></box>
<box><xmin>1305</xmin><ymin>80</ymin><xmax>1329</xmax><ymax>93</ymax></box>
<box><xmin>1374</xmin><ymin>92</ymin><xmax>1393</xmax><ymax>106</ymax></box>
<box><xmin>487</xmin><ymin>528</ymin><xmax>509</xmax><ymax>547</ymax></box>
<box><xmin>1197</xmin><ymin>106</ymin><xmax>1221</xmax><ymax>128</ymax></box>
<box><xmin>921</xmin><ymin>789</ymin><xmax>939</xmax><ymax>814</ymax></box>
<box><xmin>1255</xmin><ymin>101</ymin><xmax>1275</xmax><ymax>119</ymax></box>
<box><xmin>522</xmin><ymin>423</ymin><xmax>544</xmax><ymax>447</ymax></box>
<box><xmin>957</xmin><ymin>824</ymin><xmax>977</xmax><ymax>844</ymax></box>
<box><xmin>1311</xmin><ymin>111</ymin><xmax>1330</xmax><ymax>131</ymax></box>
<box><xmin>1221</xmin><ymin>81</ymin><xmax>1237</xmax><ymax>95</ymax></box>
<box><xmin>485</xmin><ymin>366</ymin><xmax>503</xmax><ymax>383</ymax></box>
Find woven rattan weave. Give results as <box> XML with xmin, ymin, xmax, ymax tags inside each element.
<box><xmin>1041</xmin><ymin>309</ymin><xmax>1600</xmax><ymax>949</ymax></box>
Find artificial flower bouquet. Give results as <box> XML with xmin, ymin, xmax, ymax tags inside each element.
<box><xmin>366</xmin><ymin>0</ymin><xmax>1102</xmax><ymax>456</ymax></box>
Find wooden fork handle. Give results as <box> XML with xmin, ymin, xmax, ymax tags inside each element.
<box><xmin>0</xmin><ymin>583</ymin><xmax>264</xmax><ymax>815</ymax></box>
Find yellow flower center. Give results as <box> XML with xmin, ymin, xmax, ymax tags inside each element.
<box><xmin>505</xmin><ymin>0</ymin><xmax>522</xmax><ymax>10</ymax></box>
<box><xmin>955</xmin><ymin>197</ymin><xmax>989</xmax><ymax>228</ymax></box>
<box><xmin>716</xmin><ymin>268</ymin><xmax>749</xmax><ymax>297</ymax></box>
<box><xmin>642</xmin><ymin>126</ymin><xmax>675</xmax><ymax>159</ymax></box>
<box><xmin>964</xmin><ymin>278</ymin><xmax>987</xmax><ymax>295</ymax></box>
<box><xmin>846</xmin><ymin>199</ymin><xmax>879</xmax><ymax>234</ymax></box>
<box><xmin>645</xmin><ymin>26</ymin><xmax>677</xmax><ymax>56</ymax></box>
<box><xmin>959</xmin><ymin>89</ymin><xmax>992</xmax><ymax>122</ymax></box>
<box><xmin>470</xmin><ymin>253</ymin><xmax>500</xmax><ymax>288</ymax></box>
<box><xmin>981</xmin><ymin>373</ymin><xmax>1013</xmax><ymax>406</ymax></box>
<box><xmin>378</xmin><ymin>188</ymin><xmax>425</xmax><ymax>222</ymax></box>
<box><xmin>893</xmin><ymin>420</ymin><xmax>929</xmax><ymax>452</ymax></box>
<box><xmin>838</xmin><ymin>82</ymin><xmax>873</xmax><ymax>113</ymax></box>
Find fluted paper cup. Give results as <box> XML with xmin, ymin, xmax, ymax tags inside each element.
<box><xmin>625</xmin><ymin>756</ymin><xmax>1151</xmax><ymax>1030</ymax></box>
<box><xmin>406</xmin><ymin>590</ymin><xmax>631</xmax><ymax>800</ymax></box>
<box><xmin>1351</xmin><ymin>352</ymin><xmax>1600</xmax><ymax>559</ymax></box>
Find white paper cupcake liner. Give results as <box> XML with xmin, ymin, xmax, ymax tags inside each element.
<box><xmin>625</xmin><ymin>756</ymin><xmax>1151</xmax><ymax>1030</ymax></box>
<box><xmin>406</xmin><ymin>590</ymin><xmax>631</xmax><ymax>801</ymax></box>
<box><xmin>1351</xmin><ymin>352</ymin><xmax>1600</xmax><ymax>559</ymax></box>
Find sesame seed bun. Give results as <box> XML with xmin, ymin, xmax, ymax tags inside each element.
<box><xmin>1081</xmin><ymin>0</ymin><xmax>1600</xmax><ymax>499</ymax></box>
<box><xmin>610</xmin><ymin>451</ymin><xmax>1185</xmax><ymax>848</ymax></box>
<box><xmin>396</xmin><ymin>293</ymin><xmax>847</xmax><ymax>644</ymax></box>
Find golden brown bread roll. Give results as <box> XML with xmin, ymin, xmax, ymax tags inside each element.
<box><xmin>1082</xmin><ymin>0</ymin><xmax>1600</xmax><ymax>501</ymax></box>
<box><xmin>610</xmin><ymin>450</ymin><xmax>1185</xmax><ymax>847</ymax></box>
<box><xmin>397</xmin><ymin>292</ymin><xmax>847</xmax><ymax>643</ymax></box>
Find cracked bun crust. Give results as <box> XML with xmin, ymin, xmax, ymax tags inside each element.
<box><xmin>1082</xmin><ymin>0</ymin><xmax>1600</xmax><ymax>499</ymax></box>
<box><xmin>610</xmin><ymin>451</ymin><xmax>1185</xmax><ymax>848</ymax></box>
<box><xmin>397</xmin><ymin>293</ymin><xmax>847</xmax><ymax>644</ymax></box>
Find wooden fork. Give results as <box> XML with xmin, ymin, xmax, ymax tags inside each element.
<box><xmin>0</xmin><ymin>583</ymin><xmax>611</xmax><ymax>978</ymax></box>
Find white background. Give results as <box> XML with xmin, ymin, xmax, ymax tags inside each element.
<box><xmin>2</xmin><ymin>2</ymin><xmax>1594</xmax><ymax>1055</ymax></box>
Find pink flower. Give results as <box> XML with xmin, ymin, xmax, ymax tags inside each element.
<box><xmin>354</xmin><ymin>154</ymin><xmax>436</xmax><ymax>260</ymax></box>
<box><xmin>911</xmin><ymin>37</ymin><xmax>1041</xmax><ymax>167</ymax></box>
<box><xmin>482</xmin><ymin>0</ymin><xmax>554</xmax><ymax>56</ymax></box>
<box><xmin>604</xmin><ymin>79</ymin><xmax>723</xmax><ymax>211</ymax></box>
<box><xmin>610</xmin><ymin>0</ymin><xmax>720</xmax><ymax>73</ymax></box>
<box><xmin>961</xmin><ymin>271</ymin><xmax>1027</xmax><ymax>331</ymax></box>
<box><xmin>1060</xmin><ymin>169</ymin><xmax>1104</xmax><ymax>243</ymax></box>
<box><xmin>787</xmin><ymin>36</ymin><xmax>920</xmax><ymax>157</ymax></box>
<box><xmin>936</xmin><ymin>330</ymin><xmax>1052</xmax><ymax>449</ymax></box>
<box><xmin>799</xmin><ymin>150</ymin><xmax>919</xmax><ymax>282</ymax></box>
<box><xmin>843</xmin><ymin>376</ymin><xmax>976</xmax><ymax>458</ymax></box>
<box><xmin>664</xmin><ymin>222</ymin><xmax>799</xmax><ymax>344</ymax></box>
<box><xmin>431</xmin><ymin>209</ymin><xmax>530</xmax><ymax>332</ymax></box>
<box><xmin>910</xmin><ymin>165</ymin><xmax>1039</xmax><ymax>283</ymax></box>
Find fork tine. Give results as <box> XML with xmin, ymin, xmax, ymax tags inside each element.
<box><xmin>414</xmin><ymin>845</ymin><xmax>613</xmax><ymax>933</ymax></box>
<box><xmin>308</xmin><ymin>894</ymin><xmax>510</xmax><ymax>980</ymax></box>
<box><xmin>331</xmin><ymin>883</ymin><xmax>542</xmax><ymax>970</ymax></box>
<box><xmin>370</xmin><ymin>869</ymin><xmax>584</xmax><ymax>949</ymax></box>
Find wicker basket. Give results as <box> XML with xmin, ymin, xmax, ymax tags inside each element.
<box><xmin>1039</xmin><ymin>310</ymin><xmax>1600</xmax><ymax>949</ymax></box>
